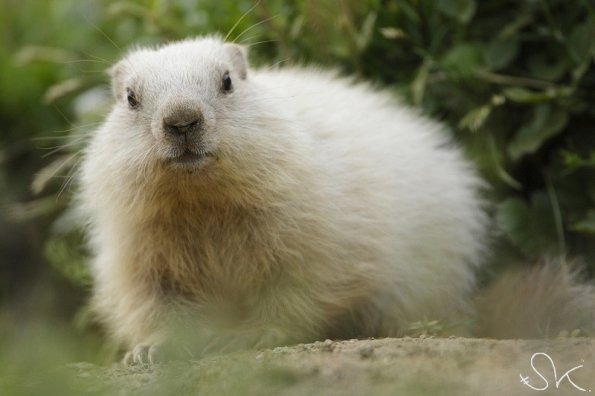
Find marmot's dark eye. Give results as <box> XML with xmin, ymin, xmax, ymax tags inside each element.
<box><xmin>126</xmin><ymin>88</ymin><xmax>139</xmax><ymax>109</ymax></box>
<box><xmin>222</xmin><ymin>71</ymin><xmax>233</xmax><ymax>93</ymax></box>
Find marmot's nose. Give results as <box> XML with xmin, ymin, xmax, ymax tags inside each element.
<box><xmin>163</xmin><ymin>109</ymin><xmax>203</xmax><ymax>136</ymax></box>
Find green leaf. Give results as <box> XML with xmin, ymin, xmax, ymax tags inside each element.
<box><xmin>380</xmin><ymin>27</ymin><xmax>406</xmax><ymax>40</ymax></box>
<box><xmin>441</xmin><ymin>43</ymin><xmax>484</xmax><ymax>76</ymax></box>
<box><xmin>526</xmin><ymin>52</ymin><xmax>569</xmax><ymax>80</ymax></box>
<box><xmin>43</xmin><ymin>78</ymin><xmax>86</xmax><ymax>104</ymax></box>
<box><xmin>562</xmin><ymin>151</ymin><xmax>595</xmax><ymax>170</ymax></box>
<box><xmin>502</xmin><ymin>87</ymin><xmax>558</xmax><ymax>103</ymax></box>
<box><xmin>106</xmin><ymin>1</ymin><xmax>148</xmax><ymax>19</ymax></box>
<box><xmin>459</xmin><ymin>104</ymin><xmax>491</xmax><ymax>132</ymax></box>
<box><xmin>508</xmin><ymin>104</ymin><xmax>568</xmax><ymax>160</ymax></box>
<box><xmin>45</xmin><ymin>231</ymin><xmax>91</xmax><ymax>287</ymax></box>
<box><xmin>396</xmin><ymin>1</ymin><xmax>420</xmax><ymax>23</ymax></box>
<box><xmin>568</xmin><ymin>18</ymin><xmax>595</xmax><ymax>64</ymax></box>
<box><xmin>355</xmin><ymin>12</ymin><xmax>377</xmax><ymax>51</ymax></box>
<box><xmin>411</xmin><ymin>62</ymin><xmax>429</xmax><ymax>106</ymax></box>
<box><xmin>437</xmin><ymin>0</ymin><xmax>477</xmax><ymax>23</ymax></box>
<box><xmin>572</xmin><ymin>211</ymin><xmax>595</xmax><ymax>236</ymax></box>
<box><xmin>32</xmin><ymin>154</ymin><xmax>78</xmax><ymax>195</ymax></box>
<box><xmin>487</xmin><ymin>135</ymin><xmax>522</xmax><ymax>190</ymax></box>
<box><xmin>496</xmin><ymin>197</ymin><xmax>529</xmax><ymax>246</ymax></box>
<box><xmin>6</xmin><ymin>196</ymin><xmax>64</xmax><ymax>222</ymax></box>
<box><xmin>13</xmin><ymin>45</ymin><xmax>77</xmax><ymax>65</ymax></box>
<box><xmin>496</xmin><ymin>194</ymin><xmax>560</xmax><ymax>257</ymax></box>
<box><xmin>485</xmin><ymin>38</ymin><xmax>519</xmax><ymax>71</ymax></box>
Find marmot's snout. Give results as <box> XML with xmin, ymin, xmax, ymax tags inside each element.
<box><xmin>163</xmin><ymin>108</ymin><xmax>204</xmax><ymax>137</ymax></box>
<box><xmin>159</xmin><ymin>98</ymin><xmax>207</xmax><ymax>147</ymax></box>
<box><xmin>155</xmin><ymin>96</ymin><xmax>216</xmax><ymax>167</ymax></box>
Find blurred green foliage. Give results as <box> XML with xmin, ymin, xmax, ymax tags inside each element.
<box><xmin>1</xmin><ymin>0</ymin><xmax>595</xmax><ymax>381</ymax></box>
<box><xmin>47</xmin><ymin>0</ymin><xmax>595</xmax><ymax>271</ymax></box>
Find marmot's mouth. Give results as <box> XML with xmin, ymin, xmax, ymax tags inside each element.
<box><xmin>168</xmin><ymin>149</ymin><xmax>215</xmax><ymax>168</ymax></box>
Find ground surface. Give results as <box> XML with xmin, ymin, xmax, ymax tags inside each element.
<box><xmin>62</xmin><ymin>337</ymin><xmax>595</xmax><ymax>396</ymax></box>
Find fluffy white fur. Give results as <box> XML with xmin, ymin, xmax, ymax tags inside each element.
<box><xmin>78</xmin><ymin>36</ymin><xmax>488</xmax><ymax>362</ymax></box>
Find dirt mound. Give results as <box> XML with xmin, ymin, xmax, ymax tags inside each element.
<box><xmin>69</xmin><ymin>337</ymin><xmax>594</xmax><ymax>395</ymax></box>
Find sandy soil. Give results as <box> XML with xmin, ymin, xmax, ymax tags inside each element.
<box><xmin>66</xmin><ymin>337</ymin><xmax>595</xmax><ymax>396</ymax></box>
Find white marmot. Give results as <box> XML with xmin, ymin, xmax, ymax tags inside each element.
<box><xmin>78</xmin><ymin>35</ymin><xmax>491</xmax><ymax>364</ymax></box>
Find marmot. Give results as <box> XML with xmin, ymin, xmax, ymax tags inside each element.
<box><xmin>78</xmin><ymin>36</ymin><xmax>590</xmax><ymax>364</ymax></box>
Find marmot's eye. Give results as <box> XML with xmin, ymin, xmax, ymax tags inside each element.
<box><xmin>126</xmin><ymin>88</ymin><xmax>140</xmax><ymax>109</ymax></box>
<box><xmin>221</xmin><ymin>71</ymin><xmax>233</xmax><ymax>93</ymax></box>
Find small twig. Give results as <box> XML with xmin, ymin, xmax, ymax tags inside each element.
<box><xmin>544</xmin><ymin>171</ymin><xmax>567</xmax><ymax>262</ymax></box>
<box><xmin>476</xmin><ymin>71</ymin><xmax>557</xmax><ymax>90</ymax></box>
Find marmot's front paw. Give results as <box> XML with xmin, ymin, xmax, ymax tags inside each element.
<box><xmin>123</xmin><ymin>344</ymin><xmax>160</xmax><ymax>365</ymax></box>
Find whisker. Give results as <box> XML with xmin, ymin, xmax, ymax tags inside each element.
<box><xmin>243</xmin><ymin>39</ymin><xmax>280</xmax><ymax>48</ymax></box>
<box><xmin>233</xmin><ymin>14</ymin><xmax>280</xmax><ymax>44</ymax></box>
<box><xmin>59</xmin><ymin>59</ymin><xmax>112</xmax><ymax>65</ymax></box>
<box><xmin>57</xmin><ymin>153</ymin><xmax>83</xmax><ymax>200</ymax></box>
<box><xmin>40</xmin><ymin>122</ymin><xmax>102</xmax><ymax>136</ymax></box>
<box><xmin>264</xmin><ymin>57</ymin><xmax>290</xmax><ymax>70</ymax></box>
<box><xmin>52</xmin><ymin>104</ymin><xmax>74</xmax><ymax>126</ymax></box>
<box><xmin>31</xmin><ymin>134</ymin><xmax>87</xmax><ymax>142</ymax></box>
<box><xmin>79</xmin><ymin>69</ymin><xmax>109</xmax><ymax>74</ymax></box>
<box><xmin>225</xmin><ymin>0</ymin><xmax>262</xmax><ymax>42</ymax></box>
<box><xmin>40</xmin><ymin>144</ymin><xmax>79</xmax><ymax>159</ymax></box>
<box><xmin>88</xmin><ymin>23</ymin><xmax>121</xmax><ymax>51</ymax></box>
<box><xmin>83</xmin><ymin>52</ymin><xmax>115</xmax><ymax>64</ymax></box>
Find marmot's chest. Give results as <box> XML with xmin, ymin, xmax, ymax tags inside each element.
<box><xmin>141</xmin><ymin>213</ymin><xmax>283</xmax><ymax>299</ymax></box>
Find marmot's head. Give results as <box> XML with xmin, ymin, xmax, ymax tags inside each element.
<box><xmin>107</xmin><ymin>36</ymin><xmax>249</xmax><ymax>171</ymax></box>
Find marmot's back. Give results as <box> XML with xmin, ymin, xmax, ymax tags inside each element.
<box><xmin>253</xmin><ymin>67</ymin><xmax>487</xmax><ymax>317</ymax></box>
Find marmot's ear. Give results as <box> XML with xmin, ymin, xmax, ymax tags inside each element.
<box><xmin>224</xmin><ymin>43</ymin><xmax>248</xmax><ymax>80</ymax></box>
<box><xmin>107</xmin><ymin>61</ymin><xmax>127</xmax><ymax>100</ymax></box>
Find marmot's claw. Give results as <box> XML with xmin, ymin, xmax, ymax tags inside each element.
<box><xmin>123</xmin><ymin>344</ymin><xmax>160</xmax><ymax>365</ymax></box>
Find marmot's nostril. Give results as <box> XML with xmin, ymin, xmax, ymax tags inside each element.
<box><xmin>163</xmin><ymin>113</ymin><xmax>203</xmax><ymax>136</ymax></box>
